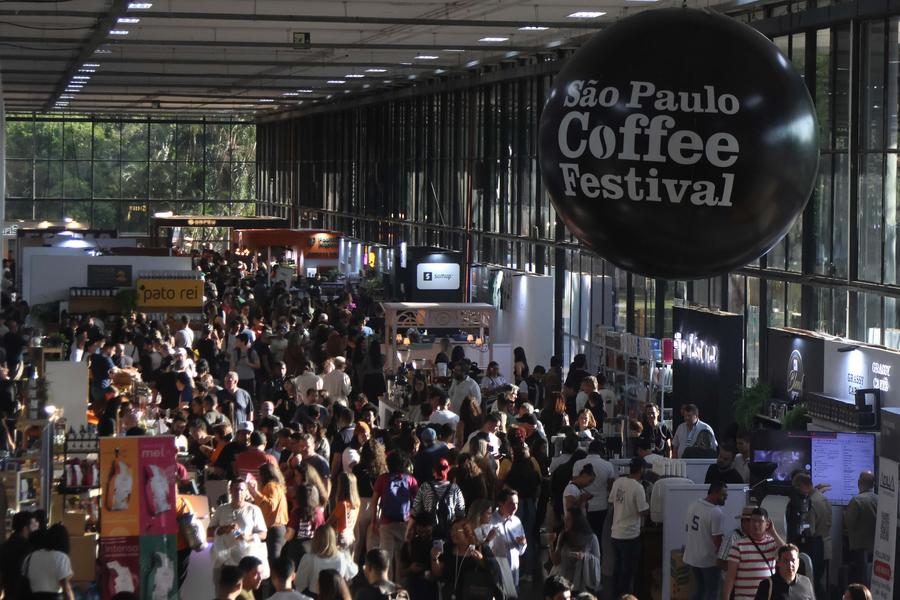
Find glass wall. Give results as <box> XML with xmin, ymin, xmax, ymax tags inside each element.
<box><xmin>256</xmin><ymin>14</ymin><xmax>900</xmax><ymax>380</ymax></box>
<box><xmin>5</xmin><ymin>116</ymin><xmax>261</xmax><ymax>233</ymax></box>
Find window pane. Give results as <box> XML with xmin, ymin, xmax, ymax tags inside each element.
<box><xmin>93</xmin><ymin>161</ymin><xmax>121</xmax><ymax>199</ymax></box>
<box><xmin>6</xmin><ymin>200</ymin><xmax>32</xmax><ymax>221</ymax></box>
<box><xmin>834</xmin><ymin>153</ymin><xmax>850</xmax><ymax>278</ymax></box>
<box><xmin>62</xmin><ymin>200</ymin><xmax>91</xmax><ymax>225</ymax></box>
<box><xmin>34</xmin><ymin>121</ymin><xmax>61</xmax><ymax>159</ymax></box>
<box><xmin>150</xmin><ymin>162</ymin><xmax>175</xmax><ymax>199</ymax></box>
<box><xmin>862</xmin><ymin>21</ymin><xmax>886</xmax><ymax>150</ymax></box>
<box><xmin>34</xmin><ymin>161</ymin><xmax>62</xmax><ymax>198</ymax></box>
<box><xmin>62</xmin><ymin>122</ymin><xmax>92</xmax><ymax>160</ymax></box>
<box><xmin>92</xmin><ymin>201</ymin><xmax>119</xmax><ymax>229</ymax></box>
<box><xmin>34</xmin><ymin>200</ymin><xmax>62</xmax><ymax>221</ymax></box>
<box><xmin>175</xmin><ymin>123</ymin><xmax>203</xmax><ymax>162</ymax></box>
<box><xmin>205</xmin><ymin>124</ymin><xmax>233</xmax><ymax>163</ymax></box>
<box><xmin>814</xmin><ymin>155</ymin><xmax>834</xmax><ymax>275</ymax></box>
<box><xmin>816</xmin><ymin>29</ymin><xmax>833</xmax><ymax>148</ymax></box>
<box><xmin>122</xmin><ymin>202</ymin><xmax>148</xmax><ymax>233</ymax></box>
<box><xmin>859</xmin><ymin>153</ymin><xmax>884</xmax><ymax>281</ymax></box>
<box><xmin>233</xmin><ymin>125</ymin><xmax>256</xmax><ymax>162</ymax></box>
<box><xmin>787</xmin><ymin>283</ymin><xmax>803</xmax><ymax>328</ymax></box>
<box><xmin>94</xmin><ymin>122</ymin><xmax>121</xmax><ymax>161</ymax></box>
<box><xmin>233</xmin><ymin>162</ymin><xmax>255</xmax><ymax>199</ymax></box>
<box><xmin>176</xmin><ymin>161</ymin><xmax>204</xmax><ymax>199</ymax></box>
<box><xmin>121</xmin><ymin>122</ymin><xmax>147</xmax><ymax>161</ymax></box>
<box><xmin>63</xmin><ymin>160</ymin><xmax>91</xmax><ymax>198</ymax></box>
<box><xmin>835</xmin><ymin>27</ymin><xmax>851</xmax><ymax>150</ymax></box>
<box><xmin>6</xmin><ymin>121</ymin><xmax>33</xmax><ymax>159</ymax></box>
<box><xmin>746</xmin><ymin>277</ymin><xmax>760</xmax><ymax>385</ymax></box>
<box><xmin>769</xmin><ymin>280</ymin><xmax>786</xmax><ymax>327</ymax></box>
<box><xmin>6</xmin><ymin>159</ymin><xmax>32</xmax><ymax>197</ymax></box>
<box><xmin>150</xmin><ymin>123</ymin><xmax>175</xmax><ymax>161</ymax></box>
<box><xmin>206</xmin><ymin>162</ymin><xmax>231</xmax><ymax>200</ymax></box>
<box><xmin>121</xmin><ymin>162</ymin><xmax>148</xmax><ymax>199</ymax></box>
<box><xmin>858</xmin><ymin>292</ymin><xmax>882</xmax><ymax>344</ymax></box>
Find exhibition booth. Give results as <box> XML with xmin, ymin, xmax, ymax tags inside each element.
<box><xmin>232</xmin><ymin>228</ymin><xmax>342</xmax><ymax>278</ymax></box>
<box><xmin>394</xmin><ymin>245</ymin><xmax>464</xmax><ymax>302</ymax></box>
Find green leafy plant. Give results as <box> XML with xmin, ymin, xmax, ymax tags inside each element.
<box><xmin>29</xmin><ymin>301</ymin><xmax>60</xmax><ymax>327</ymax></box>
<box><xmin>116</xmin><ymin>288</ymin><xmax>138</xmax><ymax>313</ymax></box>
<box><xmin>782</xmin><ymin>405</ymin><xmax>808</xmax><ymax>431</ymax></box>
<box><xmin>733</xmin><ymin>381</ymin><xmax>771</xmax><ymax>431</ymax></box>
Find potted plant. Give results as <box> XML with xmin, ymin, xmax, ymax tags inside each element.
<box><xmin>733</xmin><ymin>381</ymin><xmax>771</xmax><ymax>431</ymax></box>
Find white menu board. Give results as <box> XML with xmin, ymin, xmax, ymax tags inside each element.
<box><xmin>811</xmin><ymin>432</ymin><xmax>876</xmax><ymax>504</ymax></box>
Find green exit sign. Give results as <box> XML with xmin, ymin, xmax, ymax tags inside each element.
<box><xmin>292</xmin><ymin>31</ymin><xmax>310</xmax><ymax>48</ymax></box>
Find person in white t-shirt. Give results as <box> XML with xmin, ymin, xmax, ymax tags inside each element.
<box><xmin>321</xmin><ymin>357</ymin><xmax>352</xmax><ymax>403</ymax></box>
<box><xmin>563</xmin><ymin>463</ymin><xmax>596</xmax><ymax>517</ymax></box>
<box><xmin>608</xmin><ymin>457</ymin><xmax>650</xmax><ymax>597</ymax></box>
<box><xmin>683</xmin><ymin>481</ymin><xmax>728</xmax><ymax>600</ymax></box>
<box><xmin>22</xmin><ymin>524</ymin><xmax>74</xmax><ymax>600</ymax></box>
<box><xmin>573</xmin><ymin>439</ymin><xmax>617</xmax><ymax>546</ymax></box>
<box><xmin>293</xmin><ymin>361</ymin><xmax>323</xmax><ymax>399</ymax></box>
<box><xmin>429</xmin><ymin>394</ymin><xmax>461</xmax><ymax>429</ymax></box>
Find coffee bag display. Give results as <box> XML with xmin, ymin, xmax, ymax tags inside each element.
<box><xmin>539</xmin><ymin>8</ymin><xmax>819</xmax><ymax>279</ymax></box>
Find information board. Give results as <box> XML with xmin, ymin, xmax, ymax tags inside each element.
<box><xmin>88</xmin><ymin>264</ymin><xmax>133</xmax><ymax>288</ymax></box>
<box><xmin>811</xmin><ymin>433</ymin><xmax>877</xmax><ymax>504</ymax></box>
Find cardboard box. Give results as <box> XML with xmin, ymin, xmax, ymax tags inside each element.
<box><xmin>70</xmin><ymin>533</ymin><xmax>97</xmax><ymax>582</ymax></box>
<box><xmin>62</xmin><ymin>511</ymin><xmax>88</xmax><ymax>536</ymax></box>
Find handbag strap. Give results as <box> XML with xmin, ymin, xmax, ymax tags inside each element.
<box><xmin>750</xmin><ymin>538</ymin><xmax>775</xmax><ymax>576</ymax></box>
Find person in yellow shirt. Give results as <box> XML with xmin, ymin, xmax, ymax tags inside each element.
<box><xmin>246</xmin><ymin>463</ymin><xmax>290</xmax><ymax>566</ymax></box>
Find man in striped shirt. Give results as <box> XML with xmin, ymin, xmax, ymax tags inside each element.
<box><xmin>722</xmin><ymin>507</ymin><xmax>786</xmax><ymax>600</ymax></box>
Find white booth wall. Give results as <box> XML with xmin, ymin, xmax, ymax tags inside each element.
<box><xmin>822</xmin><ymin>338</ymin><xmax>900</xmax><ymax>409</ymax></box>
<box><xmin>492</xmin><ymin>271</ymin><xmax>554</xmax><ymax>375</ymax></box>
<box><xmin>23</xmin><ymin>247</ymin><xmax>192</xmax><ymax>304</ymax></box>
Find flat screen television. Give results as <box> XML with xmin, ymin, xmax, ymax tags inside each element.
<box><xmin>751</xmin><ymin>430</ymin><xmax>876</xmax><ymax>505</ymax></box>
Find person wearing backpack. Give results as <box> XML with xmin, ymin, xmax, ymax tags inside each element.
<box><xmin>371</xmin><ymin>451</ymin><xmax>419</xmax><ymax>582</ymax></box>
<box><xmin>409</xmin><ymin>458</ymin><xmax>465</xmax><ymax>541</ymax></box>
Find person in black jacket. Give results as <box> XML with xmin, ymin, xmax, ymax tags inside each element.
<box><xmin>705</xmin><ymin>444</ymin><xmax>746</xmax><ymax>485</ymax></box>
<box><xmin>754</xmin><ymin>544</ymin><xmax>815</xmax><ymax>600</ymax></box>
<box><xmin>0</xmin><ymin>511</ymin><xmax>37</xmax><ymax>598</ymax></box>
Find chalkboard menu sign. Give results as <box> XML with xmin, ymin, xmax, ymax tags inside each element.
<box><xmin>87</xmin><ymin>265</ymin><xmax>132</xmax><ymax>288</ymax></box>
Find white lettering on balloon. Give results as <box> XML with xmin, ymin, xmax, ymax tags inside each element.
<box><xmin>558</xmin><ymin>80</ymin><xmax>740</xmax><ymax>207</ymax></box>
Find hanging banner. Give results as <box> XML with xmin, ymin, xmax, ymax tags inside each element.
<box><xmin>871</xmin><ymin>457</ymin><xmax>898</xmax><ymax>600</ymax></box>
<box><xmin>136</xmin><ymin>278</ymin><xmax>203</xmax><ymax>310</ymax></box>
<box><xmin>538</xmin><ymin>8</ymin><xmax>818</xmax><ymax>279</ymax></box>
<box><xmin>100</xmin><ymin>436</ymin><xmax>178</xmax><ymax>600</ymax></box>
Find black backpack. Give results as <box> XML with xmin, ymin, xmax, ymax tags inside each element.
<box><xmin>456</xmin><ymin>563</ymin><xmax>504</xmax><ymax>600</ymax></box>
<box><xmin>428</xmin><ymin>482</ymin><xmax>454</xmax><ymax>539</ymax></box>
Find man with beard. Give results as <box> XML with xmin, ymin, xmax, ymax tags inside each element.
<box><xmin>684</xmin><ymin>481</ymin><xmax>728</xmax><ymax>600</ymax></box>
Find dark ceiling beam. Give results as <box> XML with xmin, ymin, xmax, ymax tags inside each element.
<box><xmin>0</xmin><ymin>56</ymin><xmax>443</xmax><ymax>69</ymax></box>
<box><xmin>44</xmin><ymin>0</ymin><xmax>132</xmax><ymax>110</ymax></box>
<box><xmin>1</xmin><ymin>69</ymin><xmax>425</xmax><ymax>81</ymax></box>
<box><xmin>0</xmin><ymin>36</ymin><xmax>540</xmax><ymax>52</ymax></box>
<box><xmin>0</xmin><ymin>9</ymin><xmax>603</xmax><ymax>29</ymax></box>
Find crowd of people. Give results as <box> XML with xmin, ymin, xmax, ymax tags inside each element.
<box><xmin>0</xmin><ymin>250</ymin><xmax>882</xmax><ymax>600</ymax></box>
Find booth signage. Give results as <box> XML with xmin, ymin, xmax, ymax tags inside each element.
<box><xmin>538</xmin><ymin>8</ymin><xmax>819</xmax><ymax>279</ymax></box>
<box><xmin>136</xmin><ymin>278</ymin><xmax>203</xmax><ymax>309</ymax></box>
<box><xmin>823</xmin><ymin>341</ymin><xmax>900</xmax><ymax>405</ymax></box>
<box><xmin>871</xmin><ymin>457</ymin><xmax>898</xmax><ymax>600</ymax></box>
<box><xmin>305</xmin><ymin>234</ymin><xmax>339</xmax><ymax>260</ymax></box>
<box><xmin>673</xmin><ymin>331</ymin><xmax>718</xmax><ymax>368</ymax></box>
<box><xmin>88</xmin><ymin>264</ymin><xmax>133</xmax><ymax>288</ymax></box>
<box><xmin>416</xmin><ymin>262</ymin><xmax>460</xmax><ymax>290</ymax></box>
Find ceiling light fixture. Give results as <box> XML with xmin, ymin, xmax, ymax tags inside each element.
<box><xmin>327</xmin><ymin>80</ymin><xmax>346</xmax><ymax>84</ymax></box>
<box><xmin>94</xmin><ymin>48</ymin><xmax>112</xmax><ymax>54</ymax></box>
<box><xmin>60</xmin><ymin>94</ymin><xmax>74</xmax><ymax>99</ymax></box>
<box><xmin>79</xmin><ymin>68</ymin><xmax>96</xmax><ymax>73</ymax></box>
<box><xmin>109</xmin><ymin>29</ymin><xmax>130</xmax><ymax>35</ymax></box>
<box><xmin>296</xmin><ymin>89</ymin><xmax>314</xmax><ymax>93</ymax></box>
<box><xmin>365</xmin><ymin>68</ymin><xmax>387</xmax><ymax>73</ymax></box>
<box><xmin>443</xmin><ymin>49</ymin><xmax>465</xmax><ymax>52</ymax></box>
<box><xmin>479</xmin><ymin>37</ymin><xmax>509</xmax><ymax>42</ymax></box>
<box><xmin>519</xmin><ymin>26</ymin><xmax>549</xmax><ymax>31</ymax></box>
<box><xmin>128</xmin><ymin>2</ymin><xmax>153</xmax><ymax>8</ymax></box>
<box><xmin>414</xmin><ymin>55</ymin><xmax>439</xmax><ymax>60</ymax></box>
<box><xmin>434</xmin><ymin>68</ymin><xmax>446</xmax><ymax>74</ymax></box>
<box><xmin>283</xmin><ymin>92</ymin><xmax>299</xmax><ymax>96</ymax></box>
<box><xmin>73</xmin><ymin>75</ymin><xmax>90</xmax><ymax>80</ymax></box>
<box><xmin>83</xmin><ymin>63</ymin><xmax>100</xmax><ymax>68</ymax></box>
<box><xmin>117</xmin><ymin>17</ymin><xmax>140</xmax><ymax>24</ymax></box>
<box><xmin>345</xmin><ymin>74</ymin><xmax>364</xmax><ymax>78</ymax></box>
<box><xmin>258</xmin><ymin>98</ymin><xmax>274</xmax><ymax>102</ymax></box>
<box><xmin>466</xmin><ymin>59</ymin><xmax>480</xmax><ymax>67</ymax></box>
<box><xmin>567</xmin><ymin>11</ymin><xmax>606</xmax><ymax>18</ymax></box>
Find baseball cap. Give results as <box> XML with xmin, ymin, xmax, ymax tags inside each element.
<box><xmin>236</xmin><ymin>421</ymin><xmax>254</xmax><ymax>433</ymax></box>
<box><xmin>420</xmin><ymin>428</ymin><xmax>437</xmax><ymax>444</ymax></box>
<box><xmin>434</xmin><ymin>458</ymin><xmax>451</xmax><ymax>480</ymax></box>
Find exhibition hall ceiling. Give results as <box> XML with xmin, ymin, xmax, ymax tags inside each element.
<box><xmin>0</xmin><ymin>0</ymin><xmax>746</xmax><ymax>115</ymax></box>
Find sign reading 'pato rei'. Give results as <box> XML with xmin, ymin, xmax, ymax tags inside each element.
<box><xmin>539</xmin><ymin>8</ymin><xmax>819</xmax><ymax>279</ymax></box>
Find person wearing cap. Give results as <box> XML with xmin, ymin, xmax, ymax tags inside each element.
<box><xmin>410</xmin><ymin>457</ymin><xmax>466</xmax><ymax>539</ymax></box>
<box><xmin>716</xmin><ymin>505</ymin><xmax>757</xmax><ymax>571</ymax></box>
<box><xmin>723</xmin><ymin>507</ymin><xmax>786</xmax><ymax>600</ymax></box>
<box><xmin>572</xmin><ymin>439</ymin><xmax>617</xmax><ymax>545</ymax></box>
<box><xmin>608</xmin><ymin>457</ymin><xmax>650</xmax><ymax>597</ymax></box>
<box><xmin>322</xmin><ymin>356</ymin><xmax>351</xmax><ymax>403</ymax></box>
<box><xmin>683</xmin><ymin>481</ymin><xmax>728</xmax><ymax>600</ymax></box>
<box><xmin>213</xmin><ymin>421</ymin><xmax>253</xmax><ymax>480</ymax></box>
<box><xmin>413</xmin><ymin>427</ymin><xmax>450</xmax><ymax>484</ymax></box>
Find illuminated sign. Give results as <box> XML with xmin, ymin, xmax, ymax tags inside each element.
<box><xmin>186</xmin><ymin>219</ymin><xmax>216</xmax><ymax>226</ymax></box>
<box><xmin>873</xmin><ymin>362</ymin><xmax>892</xmax><ymax>392</ymax></box>
<box><xmin>673</xmin><ymin>331</ymin><xmax>718</xmax><ymax>367</ymax></box>
<box><xmin>416</xmin><ymin>263</ymin><xmax>460</xmax><ymax>290</ymax></box>
<box><xmin>136</xmin><ymin>278</ymin><xmax>203</xmax><ymax>309</ymax></box>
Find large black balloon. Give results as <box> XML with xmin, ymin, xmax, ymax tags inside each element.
<box><xmin>539</xmin><ymin>8</ymin><xmax>819</xmax><ymax>279</ymax></box>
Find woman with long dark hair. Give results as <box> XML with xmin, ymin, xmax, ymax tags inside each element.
<box><xmin>513</xmin><ymin>347</ymin><xmax>530</xmax><ymax>385</ymax></box>
<box><xmin>541</xmin><ymin>391</ymin><xmax>570</xmax><ymax>438</ymax></box>
<box><xmin>352</xmin><ymin>437</ymin><xmax>388</xmax><ymax>564</ymax></box>
<box><xmin>549</xmin><ymin>507</ymin><xmax>601</xmax><ymax>593</ymax></box>
<box><xmin>22</xmin><ymin>524</ymin><xmax>74</xmax><ymax>600</ymax></box>
<box><xmin>246</xmin><ymin>462</ymin><xmax>289</xmax><ymax>567</ymax></box>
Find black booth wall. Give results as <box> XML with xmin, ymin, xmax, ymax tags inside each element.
<box><xmin>764</xmin><ymin>329</ymin><xmax>825</xmax><ymax>402</ymax></box>
<box><xmin>395</xmin><ymin>246</ymin><xmax>464</xmax><ymax>302</ymax></box>
<box><xmin>671</xmin><ymin>306</ymin><xmax>744</xmax><ymax>436</ymax></box>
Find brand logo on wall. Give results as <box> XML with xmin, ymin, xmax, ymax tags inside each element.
<box><xmin>416</xmin><ymin>263</ymin><xmax>460</xmax><ymax>290</ymax></box>
<box><xmin>787</xmin><ymin>349</ymin><xmax>805</xmax><ymax>400</ymax></box>
<box><xmin>538</xmin><ymin>8</ymin><xmax>819</xmax><ymax>279</ymax></box>
<box><xmin>673</xmin><ymin>332</ymin><xmax>718</xmax><ymax>368</ymax></box>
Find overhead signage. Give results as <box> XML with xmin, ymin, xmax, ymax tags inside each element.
<box><xmin>673</xmin><ymin>331</ymin><xmax>718</xmax><ymax>368</ymax></box>
<box><xmin>304</xmin><ymin>234</ymin><xmax>339</xmax><ymax>260</ymax></box>
<box><xmin>88</xmin><ymin>265</ymin><xmax>133</xmax><ymax>288</ymax></box>
<box><xmin>416</xmin><ymin>262</ymin><xmax>460</xmax><ymax>290</ymax></box>
<box><xmin>136</xmin><ymin>278</ymin><xmax>203</xmax><ymax>310</ymax></box>
<box><xmin>538</xmin><ymin>8</ymin><xmax>819</xmax><ymax>279</ymax></box>
<box><xmin>823</xmin><ymin>341</ymin><xmax>900</xmax><ymax>404</ymax></box>
<box><xmin>292</xmin><ymin>31</ymin><xmax>311</xmax><ymax>48</ymax></box>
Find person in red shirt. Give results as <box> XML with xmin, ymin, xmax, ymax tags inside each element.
<box><xmin>234</xmin><ymin>431</ymin><xmax>279</xmax><ymax>481</ymax></box>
